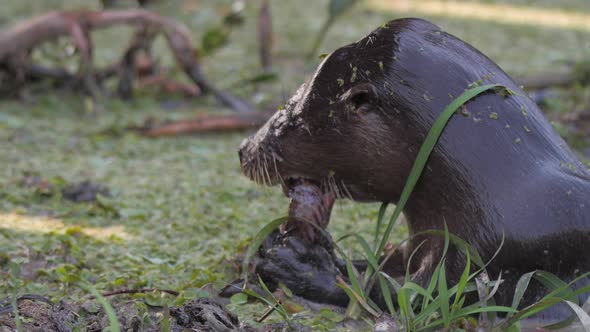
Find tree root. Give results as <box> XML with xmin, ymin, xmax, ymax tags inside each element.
<box><xmin>0</xmin><ymin>9</ymin><xmax>256</xmax><ymax>114</ymax></box>
<box><xmin>133</xmin><ymin>112</ymin><xmax>272</xmax><ymax>137</ymax></box>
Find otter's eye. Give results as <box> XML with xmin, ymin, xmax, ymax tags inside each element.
<box><xmin>350</xmin><ymin>91</ymin><xmax>371</xmax><ymax>109</ymax></box>
<box><xmin>340</xmin><ymin>83</ymin><xmax>378</xmax><ymax>113</ymax></box>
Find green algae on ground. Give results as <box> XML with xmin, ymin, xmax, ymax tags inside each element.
<box><xmin>1</xmin><ymin>0</ymin><xmax>590</xmax><ymax>330</ymax></box>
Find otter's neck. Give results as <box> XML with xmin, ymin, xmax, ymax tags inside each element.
<box><xmin>400</xmin><ymin>93</ymin><xmax>590</xmax><ymax>247</ymax></box>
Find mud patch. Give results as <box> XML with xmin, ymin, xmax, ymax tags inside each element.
<box><xmin>61</xmin><ymin>181</ymin><xmax>110</xmax><ymax>203</ymax></box>
<box><xmin>19</xmin><ymin>174</ymin><xmax>111</xmax><ymax>203</ymax></box>
<box><xmin>0</xmin><ymin>295</ymin><xmax>268</xmax><ymax>332</ymax></box>
<box><xmin>0</xmin><ymin>295</ymin><xmax>74</xmax><ymax>332</ymax></box>
<box><xmin>170</xmin><ymin>298</ymin><xmax>253</xmax><ymax>331</ymax></box>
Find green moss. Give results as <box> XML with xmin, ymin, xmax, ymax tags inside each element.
<box><xmin>350</xmin><ymin>66</ymin><xmax>358</xmax><ymax>83</ymax></box>
<box><xmin>1</xmin><ymin>1</ymin><xmax>589</xmax><ymax>328</ymax></box>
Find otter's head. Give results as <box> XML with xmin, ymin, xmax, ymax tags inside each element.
<box><xmin>238</xmin><ymin>21</ymin><xmax>435</xmax><ymax>203</ymax></box>
<box><xmin>239</xmin><ymin>18</ymin><xmax>514</xmax><ymax>206</ymax></box>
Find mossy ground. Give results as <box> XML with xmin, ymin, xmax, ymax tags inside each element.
<box><xmin>1</xmin><ymin>0</ymin><xmax>589</xmax><ymax>329</ymax></box>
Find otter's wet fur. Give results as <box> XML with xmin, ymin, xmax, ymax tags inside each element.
<box><xmin>239</xmin><ymin>18</ymin><xmax>590</xmax><ymax>318</ymax></box>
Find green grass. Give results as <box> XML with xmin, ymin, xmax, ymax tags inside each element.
<box><xmin>1</xmin><ymin>0</ymin><xmax>590</xmax><ymax>329</ymax></box>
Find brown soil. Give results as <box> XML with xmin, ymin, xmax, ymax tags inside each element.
<box><xmin>0</xmin><ymin>296</ymin><xmax>262</xmax><ymax>332</ymax></box>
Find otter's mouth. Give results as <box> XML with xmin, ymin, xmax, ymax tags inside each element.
<box><xmin>281</xmin><ymin>176</ymin><xmax>318</xmax><ymax>197</ymax></box>
<box><xmin>240</xmin><ymin>148</ymin><xmax>338</xmax><ymax>243</ymax></box>
<box><xmin>282</xmin><ymin>177</ymin><xmax>336</xmax><ymax>243</ymax></box>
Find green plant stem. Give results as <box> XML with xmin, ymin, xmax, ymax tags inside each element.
<box><xmin>78</xmin><ymin>282</ymin><xmax>121</xmax><ymax>332</ymax></box>
<box><xmin>307</xmin><ymin>18</ymin><xmax>334</xmax><ymax>59</ymax></box>
<box><xmin>374</xmin><ymin>84</ymin><xmax>503</xmax><ymax>258</ymax></box>
<box><xmin>350</xmin><ymin>83</ymin><xmax>504</xmax><ymax>321</ymax></box>
<box><xmin>11</xmin><ymin>294</ymin><xmax>23</xmax><ymax>332</ymax></box>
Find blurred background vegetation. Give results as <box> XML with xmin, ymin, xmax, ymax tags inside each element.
<box><xmin>1</xmin><ymin>0</ymin><xmax>589</xmax><ymax>328</ymax></box>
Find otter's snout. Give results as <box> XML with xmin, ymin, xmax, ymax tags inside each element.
<box><xmin>238</xmin><ymin>134</ymin><xmax>275</xmax><ymax>166</ymax></box>
<box><xmin>237</xmin><ymin>119</ymin><xmax>283</xmax><ymax>186</ymax></box>
<box><xmin>238</xmin><ymin>138</ymin><xmax>250</xmax><ymax>165</ymax></box>
<box><xmin>238</xmin><ymin>134</ymin><xmax>267</xmax><ymax>167</ymax></box>
<box><xmin>238</xmin><ymin>135</ymin><xmax>257</xmax><ymax>181</ymax></box>
<box><xmin>238</xmin><ymin>112</ymin><xmax>279</xmax><ymax>167</ymax></box>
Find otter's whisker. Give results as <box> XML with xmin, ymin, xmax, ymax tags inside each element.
<box><xmin>327</xmin><ymin>176</ymin><xmax>336</xmax><ymax>199</ymax></box>
<box><xmin>255</xmin><ymin>156</ymin><xmax>262</xmax><ymax>185</ymax></box>
<box><xmin>271</xmin><ymin>151</ymin><xmax>284</xmax><ymax>163</ymax></box>
<box><xmin>327</xmin><ymin>175</ymin><xmax>342</xmax><ymax>200</ymax></box>
<box><xmin>336</xmin><ymin>178</ymin><xmax>344</xmax><ymax>199</ymax></box>
<box><xmin>261</xmin><ymin>154</ymin><xmax>267</xmax><ymax>186</ymax></box>
<box><xmin>259</xmin><ymin>155</ymin><xmax>267</xmax><ymax>186</ymax></box>
<box><xmin>263</xmin><ymin>153</ymin><xmax>272</xmax><ymax>186</ymax></box>
<box><xmin>341</xmin><ymin>180</ymin><xmax>353</xmax><ymax>200</ymax></box>
<box><xmin>253</xmin><ymin>157</ymin><xmax>258</xmax><ymax>184</ymax></box>
<box><xmin>272</xmin><ymin>153</ymin><xmax>286</xmax><ymax>188</ymax></box>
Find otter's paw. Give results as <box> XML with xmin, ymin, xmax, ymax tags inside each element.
<box><xmin>255</xmin><ymin>232</ymin><xmax>349</xmax><ymax>306</ymax></box>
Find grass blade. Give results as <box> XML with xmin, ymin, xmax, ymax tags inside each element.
<box><xmin>242</xmin><ymin>217</ymin><xmax>288</xmax><ymax>284</ymax></box>
<box><xmin>307</xmin><ymin>0</ymin><xmax>358</xmax><ymax>58</ymax></box>
<box><xmin>542</xmin><ymin>317</ymin><xmax>577</xmax><ymax>330</ymax></box>
<box><xmin>78</xmin><ymin>282</ymin><xmax>121</xmax><ymax>332</ymax></box>
<box><xmin>423</xmin><ymin>262</ymin><xmax>442</xmax><ymax>310</ymax></box>
<box><xmin>437</xmin><ymin>259</ymin><xmax>450</xmax><ymax>328</ymax></box>
<box><xmin>535</xmin><ymin>271</ymin><xmax>573</xmax><ymax>299</ymax></box>
<box><xmin>257</xmin><ymin>276</ymin><xmax>289</xmax><ymax>320</ymax></box>
<box><xmin>380</xmin><ymin>271</ymin><xmax>403</xmax><ymax>294</ymax></box>
<box><xmin>375</xmin><ymin>83</ymin><xmax>504</xmax><ymax>258</ymax></box>
<box><xmin>502</xmin><ymin>297</ymin><xmax>564</xmax><ymax>326</ymax></box>
<box><xmin>453</xmin><ymin>250</ymin><xmax>471</xmax><ymax>309</ymax></box>
<box><xmin>452</xmin><ymin>304</ymin><xmax>517</xmax><ymax>318</ymax></box>
<box><xmin>346</xmin><ymin>233</ymin><xmax>380</xmax><ymax>276</ymax></box>
<box><xmin>336</xmin><ymin>276</ymin><xmax>381</xmax><ymax>317</ymax></box>
<box><xmin>509</xmin><ymin>271</ymin><xmax>536</xmax><ymax>314</ymax></box>
<box><xmin>373</xmin><ymin>203</ymin><xmax>389</xmax><ymax>251</ymax></box>
<box><xmin>543</xmin><ymin>273</ymin><xmax>590</xmax><ymax>302</ymax></box>
<box><xmin>405</xmin><ymin>241</ymin><xmax>427</xmax><ymax>282</ymax></box>
<box><xmin>422</xmin><ymin>229</ymin><xmax>486</xmax><ymax>269</ymax></box>
<box><xmin>354</xmin><ymin>235</ymin><xmax>381</xmax><ymax>288</ymax></box>
<box><xmin>378</xmin><ymin>274</ymin><xmax>396</xmax><ymax>316</ymax></box>
<box><xmin>484</xmin><ymin>272</ymin><xmax>504</xmax><ymax>302</ymax></box>
<box><xmin>561</xmin><ymin>301</ymin><xmax>590</xmax><ymax>331</ymax></box>
<box><xmin>414</xmin><ymin>297</ymin><xmax>441</xmax><ymax>326</ymax></box>
<box><xmin>344</xmin><ymin>250</ymin><xmax>366</xmax><ymax>300</ymax></box>
<box><xmin>162</xmin><ymin>304</ymin><xmax>171</xmax><ymax>332</ymax></box>
<box><xmin>397</xmin><ymin>287</ymin><xmax>414</xmax><ymax>327</ymax></box>
<box><xmin>11</xmin><ymin>294</ymin><xmax>23</xmax><ymax>332</ymax></box>
<box><xmin>241</xmin><ymin>276</ymin><xmax>290</xmax><ymax>322</ymax></box>
<box><xmin>403</xmin><ymin>281</ymin><xmax>436</xmax><ymax>302</ymax></box>
<box><xmin>422</xmin><ymin>225</ymin><xmax>450</xmax><ymax>311</ymax></box>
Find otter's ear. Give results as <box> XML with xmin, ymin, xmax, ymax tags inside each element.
<box><xmin>340</xmin><ymin>83</ymin><xmax>378</xmax><ymax>112</ymax></box>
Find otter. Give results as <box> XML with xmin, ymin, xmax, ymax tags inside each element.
<box><xmin>238</xmin><ymin>18</ymin><xmax>590</xmax><ymax>316</ymax></box>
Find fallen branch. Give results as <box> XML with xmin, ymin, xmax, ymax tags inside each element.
<box><xmin>100</xmin><ymin>288</ymin><xmax>179</xmax><ymax>297</ymax></box>
<box><xmin>517</xmin><ymin>72</ymin><xmax>574</xmax><ymax>90</ymax></box>
<box><xmin>134</xmin><ymin>112</ymin><xmax>272</xmax><ymax>137</ymax></box>
<box><xmin>0</xmin><ymin>9</ymin><xmax>256</xmax><ymax>113</ymax></box>
<box><xmin>138</xmin><ymin>74</ymin><xmax>201</xmax><ymax>97</ymax></box>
